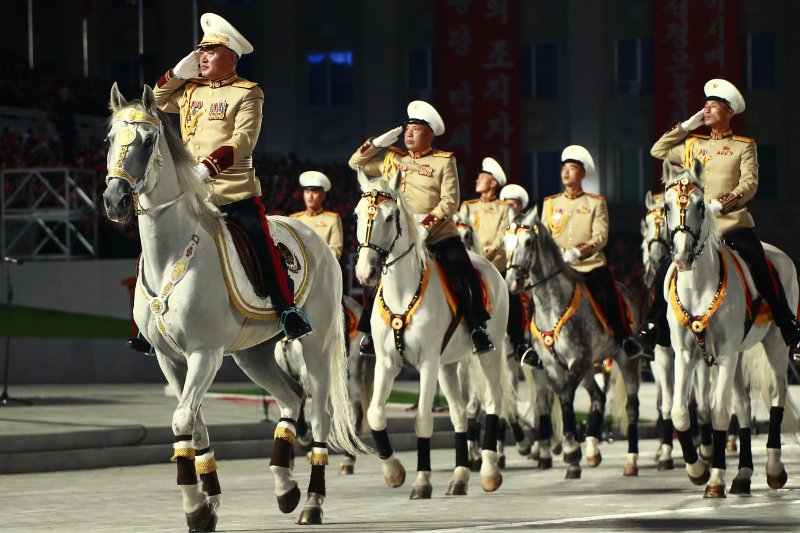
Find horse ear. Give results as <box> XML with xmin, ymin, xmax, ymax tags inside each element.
<box><xmin>521</xmin><ymin>205</ymin><xmax>538</xmax><ymax>226</ymax></box>
<box><xmin>141</xmin><ymin>85</ymin><xmax>157</xmax><ymax>114</ymax></box>
<box><xmin>389</xmin><ymin>167</ymin><xmax>403</xmax><ymax>193</ymax></box>
<box><xmin>692</xmin><ymin>157</ymin><xmax>703</xmax><ymax>182</ymax></box>
<box><xmin>356</xmin><ymin>167</ymin><xmax>372</xmax><ymax>192</ymax></box>
<box><xmin>645</xmin><ymin>190</ymin><xmax>653</xmax><ymax>209</ymax></box>
<box><xmin>109</xmin><ymin>82</ymin><xmax>127</xmax><ymax>112</ymax></box>
<box><xmin>640</xmin><ymin>218</ymin><xmax>648</xmax><ymax>237</ymax></box>
<box><xmin>661</xmin><ymin>159</ymin><xmax>672</xmax><ymax>186</ymax></box>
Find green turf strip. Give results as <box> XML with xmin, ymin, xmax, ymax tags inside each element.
<box><xmin>0</xmin><ymin>304</ymin><xmax>131</xmax><ymax>339</ymax></box>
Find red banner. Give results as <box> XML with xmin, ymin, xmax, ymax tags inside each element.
<box><xmin>653</xmin><ymin>0</ymin><xmax>741</xmax><ymax>185</ymax></box>
<box><xmin>435</xmin><ymin>0</ymin><xmax>520</xmax><ymax>194</ymax></box>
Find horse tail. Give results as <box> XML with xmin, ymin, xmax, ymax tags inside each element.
<box><xmin>520</xmin><ymin>365</ymin><xmax>537</xmax><ymax>426</ymax></box>
<box><xmin>498</xmin><ymin>347</ymin><xmax>518</xmax><ymax>422</ymax></box>
<box><xmin>742</xmin><ymin>342</ymin><xmax>800</xmax><ymax>443</ymax></box>
<box><xmin>551</xmin><ymin>391</ymin><xmax>563</xmax><ymax>446</ymax></box>
<box><xmin>326</xmin><ymin>304</ymin><xmax>373</xmax><ymax>456</ymax></box>
<box><xmin>608</xmin><ymin>360</ymin><xmax>629</xmax><ymax>431</ymax></box>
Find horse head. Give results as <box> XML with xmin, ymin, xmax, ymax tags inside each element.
<box><xmin>353</xmin><ymin>168</ymin><xmax>421</xmax><ymax>286</ymax></box>
<box><xmin>662</xmin><ymin>158</ymin><xmax>717</xmax><ymax>271</ymax></box>
<box><xmin>103</xmin><ymin>83</ymin><xmax>164</xmax><ymax>222</ymax></box>
<box><xmin>641</xmin><ymin>190</ymin><xmax>668</xmax><ymax>286</ymax></box>
<box><xmin>503</xmin><ymin>206</ymin><xmax>540</xmax><ymax>293</ymax></box>
<box><xmin>453</xmin><ymin>212</ymin><xmax>478</xmax><ymax>254</ymax></box>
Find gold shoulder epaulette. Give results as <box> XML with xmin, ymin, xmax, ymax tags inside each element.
<box><xmin>387</xmin><ymin>146</ymin><xmax>408</xmax><ymax>155</ymax></box>
<box><xmin>585</xmin><ymin>192</ymin><xmax>605</xmax><ymax>200</ymax></box>
<box><xmin>463</xmin><ymin>198</ymin><xmax>479</xmax><ymax>204</ymax></box>
<box><xmin>690</xmin><ymin>133</ymin><xmax>710</xmax><ymax>140</ymax></box>
<box><xmin>432</xmin><ymin>150</ymin><xmax>454</xmax><ymax>158</ymax></box>
<box><xmin>323</xmin><ymin>210</ymin><xmax>340</xmax><ymax>218</ymax></box>
<box><xmin>289</xmin><ymin>211</ymin><xmax>304</xmax><ymax>218</ymax></box>
<box><xmin>188</xmin><ymin>77</ymin><xmax>209</xmax><ymax>86</ymax></box>
<box><xmin>544</xmin><ymin>193</ymin><xmax>561</xmax><ymax>200</ymax></box>
<box><xmin>232</xmin><ymin>79</ymin><xmax>258</xmax><ymax>89</ymax></box>
<box><xmin>732</xmin><ymin>135</ymin><xmax>754</xmax><ymax>143</ymax></box>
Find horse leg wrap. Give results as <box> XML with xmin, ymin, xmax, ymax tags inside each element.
<box><xmin>417</xmin><ymin>437</ymin><xmax>432</xmax><ymax>471</ymax></box>
<box><xmin>700</xmin><ymin>422</ymin><xmax>713</xmax><ymax>446</ymax></box>
<box><xmin>510</xmin><ymin>421</ymin><xmax>525</xmax><ymax>443</ymax></box>
<box><xmin>738</xmin><ymin>428</ymin><xmax>753</xmax><ymax>470</ymax></box>
<box><xmin>270</xmin><ymin>438</ymin><xmax>294</xmax><ymax>468</ymax></box>
<box><xmin>467</xmin><ymin>418</ymin><xmax>481</xmax><ymax>443</ymax></box>
<box><xmin>688</xmin><ymin>401</ymin><xmax>700</xmax><ymax>438</ymax></box>
<box><xmin>561</xmin><ymin>402</ymin><xmax>577</xmax><ymax>436</ymax></box>
<box><xmin>727</xmin><ymin>414</ymin><xmax>740</xmax><ymax>436</ymax></box>
<box><xmin>676</xmin><ymin>429</ymin><xmax>699</xmax><ymax>464</ymax></box>
<box><xmin>627</xmin><ymin>424</ymin><xmax>639</xmax><ymax>454</ymax></box>
<box><xmin>195</xmin><ymin>447</ymin><xmax>221</xmax><ymax>496</ymax></box>
<box><xmin>308</xmin><ymin>465</ymin><xmax>326</xmax><ymax>497</ymax></box>
<box><xmin>661</xmin><ymin>418</ymin><xmax>674</xmax><ymax>446</ymax></box>
<box><xmin>767</xmin><ymin>406</ymin><xmax>783</xmax><ymax>449</ymax></box>
<box><xmin>712</xmin><ymin>430</ymin><xmax>727</xmax><ymax>469</ymax></box>
<box><xmin>296</xmin><ymin>409</ymin><xmax>309</xmax><ymax>439</ymax></box>
<box><xmin>372</xmin><ymin>428</ymin><xmax>394</xmax><ymax>460</ymax></box>
<box><xmin>482</xmin><ymin>414</ymin><xmax>500</xmax><ymax>452</ymax></box>
<box><xmin>539</xmin><ymin>415</ymin><xmax>553</xmax><ymax>440</ymax></box>
<box><xmin>587</xmin><ymin>409</ymin><xmax>604</xmax><ymax>439</ymax></box>
<box><xmin>309</xmin><ymin>442</ymin><xmax>329</xmax><ymax>466</ymax></box>
<box><xmin>173</xmin><ymin>435</ymin><xmax>196</xmax><ymax>485</ymax></box>
<box><xmin>497</xmin><ymin>419</ymin><xmax>507</xmax><ymax>443</ymax></box>
<box><xmin>455</xmin><ymin>432</ymin><xmax>469</xmax><ymax>468</ymax></box>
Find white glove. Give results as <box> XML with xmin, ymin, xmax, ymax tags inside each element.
<box><xmin>194</xmin><ymin>163</ymin><xmax>213</xmax><ymax>183</ymax></box>
<box><xmin>372</xmin><ymin>126</ymin><xmax>403</xmax><ymax>148</ymax></box>
<box><xmin>562</xmin><ymin>247</ymin><xmax>581</xmax><ymax>264</ymax></box>
<box><xmin>708</xmin><ymin>199</ymin><xmax>723</xmax><ymax>215</ymax></box>
<box><xmin>680</xmin><ymin>109</ymin><xmax>705</xmax><ymax>132</ymax></box>
<box><xmin>418</xmin><ymin>224</ymin><xmax>429</xmax><ymax>241</ymax></box>
<box><xmin>173</xmin><ymin>51</ymin><xmax>200</xmax><ymax>79</ymax></box>
<box><xmin>413</xmin><ymin>213</ymin><xmax>426</xmax><ymax>223</ymax></box>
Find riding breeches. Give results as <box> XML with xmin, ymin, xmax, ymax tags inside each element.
<box><xmin>358</xmin><ymin>284</ymin><xmax>378</xmax><ymax>334</ymax></box>
<box><xmin>428</xmin><ymin>236</ymin><xmax>491</xmax><ymax>327</ymax></box>
<box><xmin>644</xmin><ymin>260</ymin><xmax>672</xmax><ymax>346</ymax></box>
<box><xmin>220</xmin><ymin>197</ymin><xmax>295</xmax><ymax>308</ymax></box>
<box><xmin>723</xmin><ymin>227</ymin><xmax>797</xmax><ymax>333</ymax></box>
<box><xmin>583</xmin><ymin>265</ymin><xmax>631</xmax><ymax>343</ymax></box>
<box><xmin>507</xmin><ymin>290</ymin><xmax>527</xmax><ymax>346</ymax></box>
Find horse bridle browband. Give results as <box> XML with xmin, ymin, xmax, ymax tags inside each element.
<box><xmin>666</xmin><ymin>177</ymin><xmax>706</xmax><ymax>260</ymax></box>
<box><xmin>357</xmin><ymin>190</ymin><xmax>414</xmax><ymax>271</ymax></box>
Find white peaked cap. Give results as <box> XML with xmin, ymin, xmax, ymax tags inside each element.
<box><xmin>561</xmin><ymin>145</ymin><xmax>596</xmax><ymax>177</ymax></box>
<box><xmin>500</xmin><ymin>184</ymin><xmax>529</xmax><ymax>210</ymax></box>
<box><xmin>481</xmin><ymin>157</ymin><xmax>507</xmax><ymax>187</ymax></box>
<box><xmin>198</xmin><ymin>13</ymin><xmax>253</xmax><ymax>56</ymax></box>
<box><xmin>406</xmin><ymin>100</ymin><xmax>445</xmax><ymax>136</ymax></box>
<box><xmin>299</xmin><ymin>171</ymin><xmax>331</xmax><ymax>192</ymax></box>
<box><xmin>704</xmin><ymin>78</ymin><xmax>746</xmax><ymax>114</ymax></box>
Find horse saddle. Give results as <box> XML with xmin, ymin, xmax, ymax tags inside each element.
<box><xmin>214</xmin><ymin>217</ymin><xmax>310</xmax><ymax>320</ymax></box>
<box><xmin>434</xmin><ymin>259</ymin><xmax>492</xmax><ymax>352</ymax></box>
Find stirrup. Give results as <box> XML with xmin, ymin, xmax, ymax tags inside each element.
<box><xmin>634</xmin><ymin>323</ymin><xmax>658</xmax><ymax>357</ymax></box>
<box><xmin>359</xmin><ymin>334</ymin><xmax>376</xmax><ymax>357</ymax></box>
<box><xmin>519</xmin><ymin>346</ymin><xmax>543</xmax><ymax>369</ymax></box>
<box><xmin>471</xmin><ymin>327</ymin><xmax>494</xmax><ymax>355</ymax></box>
<box><xmin>280</xmin><ymin>306</ymin><xmax>313</xmax><ymax>341</ymax></box>
<box><xmin>127</xmin><ymin>333</ymin><xmax>155</xmax><ymax>356</ymax></box>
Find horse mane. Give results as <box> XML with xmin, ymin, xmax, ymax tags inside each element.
<box><xmin>369</xmin><ymin>177</ymin><xmax>425</xmax><ymax>260</ymax></box>
<box><xmin>661</xmin><ymin>165</ymin><xmax>721</xmax><ymax>248</ymax></box>
<box><xmin>110</xmin><ymin>101</ymin><xmax>221</xmax><ymax>235</ymax></box>
<box><xmin>533</xmin><ymin>220</ymin><xmax>583</xmax><ymax>284</ymax></box>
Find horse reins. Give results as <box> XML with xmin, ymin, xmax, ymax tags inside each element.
<box><xmin>506</xmin><ymin>223</ymin><xmax>562</xmax><ymax>290</ymax></box>
<box><xmin>357</xmin><ymin>190</ymin><xmax>415</xmax><ymax>273</ymax></box>
<box><xmin>666</xmin><ymin>178</ymin><xmax>707</xmax><ymax>261</ymax></box>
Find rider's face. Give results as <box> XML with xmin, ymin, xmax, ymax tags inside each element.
<box><xmin>560</xmin><ymin>162</ymin><xmax>586</xmax><ymax>188</ymax></box>
<box><xmin>475</xmin><ymin>172</ymin><xmax>497</xmax><ymax>195</ymax></box>
<box><xmin>404</xmin><ymin>124</ymin><xmax>435</xmax><ymax>152</ymax></box>
<box><xmin>303</xmin><ymin>189</ymin><xmax>325</xmax><ymax>212</ymax></box>
<box><xmin>703</xmin><ymin>100</ymin><xmax>734</xmax><ymax>130</ymax></box>
<box><xmin>199</xmin><ymin>45</ymin><xmax>237</xmax><ymax>80</ymax></box>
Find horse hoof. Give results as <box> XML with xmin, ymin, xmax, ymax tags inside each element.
<box><xmin>703</xmin><ymin>484</ymin><xmax>726</xmax><ymax>498</ymax></box>
<box><xmin>726</xmin><ymin>442</ymin><xmax>738</xmax><ymax>453</ymax></box>
<box><xmin>469</xmin><ymin>458</ymin><xmax>483</xmax><ymax>473</ymax></box>
<box><xmin>658</xmin><ymin>459</ymin><xmax>675</xmax><ymax>471</ymax></box>
<box><xmin>538</xmin><ymin>458</ymin><xmax>553</xmax><ymax>470</ymax></box>
<box><xmin>689</xmin><ymin>465</ymin><xmax>710</xmax><ymax>486</ymax></box>
<box><xmin>586</xmin><ymin>452</ymin><xmax>602</xmax><ymax>468</ymax></box>
<box><xmin>563</xmin><ymin>448</ymin><xmax>582</xmax><ymax>465</ymax></box>
<box><xmin>277</xmin><ymin>484</ymin><xmax>301</xmax><ymax>514</ymax></box>
<box><xmin>552</xmin><ymin>442</ymin><xmax>563</xmax><ymax>455</ymax></box>
<box><xmin>385</xmin><ymin>462</ymin><xmax>406</xmax><ymax>488</ymax></box>
<box><xmin>410</xmin><ymin>484</ymin><xmax>433</xmax><ymax>499</ymax></box>
<box><xmin>445</xmin><ymin>480</ymin><xmax>468</xmax><ymax>496</ymax></box>
<box><xmin>767</xmin><ymin>468</ymin><xmax>788</xmax><ymax>489</ymax></box>
<box><xmin>529</xmin><ymin>450</ymin><xmax>540</xmax><ymax>461</ymax></box>
<box><xmin>623</xmin><ymin>463</ymin><xmax>638</xmax><ymax>477</ymax></box>
<box><xmin>339</xmin><ymin>464</ymin><xmax>354</xmax><ymax>475</ymax></box>
<box><xmin>498</xmin><ymin>455</ymin><xmax>506</xmax><ymax>469</ymax></box>
<box><xmin>729</xmin><ymin>478</ymin><xmax>751</xmax><ymax>495</ymax></box>
<box><xmin>186</xmin><ymin>503</ymin><xmax>217</xmax><ymax>533</ymax></box>
<box><xmin>481</xmin><ymin>473</ymin><xmax>503</xmax><ymax>492</ymax></box>
<box><xmin>565</xmin><ymin>465</ymin><xmax>582</xmax><ymax>479</ymax></box>
<box><xmin>518</xmin><ymin>444</ymin><xmax>532</xmax><ymax>456</ymax></box>
<box><xmin>297</xmin><ymin>507</ymin><xmax>323</xmax><ymax>525</ymax></box>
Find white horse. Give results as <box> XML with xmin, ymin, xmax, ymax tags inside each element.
<box><xmin>504</xmin><ymin>208</ymin><xmax>643</xmax><ymax>478</ymax></box>
<box><xmin>354</xmin><ymin>169</ymin><xmax>512</xmax><ymax>498</ymax></box>
<box><xmin>102</xmin><ymin>85</ymin><xmax>366</xmax><ymax>529</ymax></box>
<box><xmin>661</xmin><ymin>159</ymin><xmax>797</xmax><ymax>497</ymax></box>
<box><xmin>641</xmin><ymin>190</ymin><xmax>714</xmax><ymax>470</ymax></box>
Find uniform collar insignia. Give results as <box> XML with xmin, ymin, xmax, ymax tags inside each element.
<box><xmin>208</xmin><ymin>72</ymin><xmax>238</xmax><ymax>89</ymax></box>
<box><xmin>710</xmin><ymin>128</ymin><xmax>733</xmax><ymax>140</ymax></box>
<box><xmin>408</xmin><ymin>147</ymin><xmax>432</xmax><ymax>159</ymax></box>
<box><xmin>563</xmin><ymin>189</ymin><xmax>584</xmax><ymax>200</ymax></box>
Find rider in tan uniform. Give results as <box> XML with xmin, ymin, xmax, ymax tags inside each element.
<box><xmin>150</xmin><ymin>12</ymin><xmax>311</xmax><ymax>341</ymax></box>
<box><xmin>349</xmin><ymin>100</ymin><xmax>494</xmax><ymax>355</ymax></box>
<box><xmin>636</xmin><ymin>78</ymin><xmax>800</xmax><ymax>356</ymax></box>
<box><xmin>523</xmin><ymin>146</ymin><xmax>637</xmax><ymax>366</ymax></box>
<box><xmin>290</xmin><ymin>171</ymin><xmax>343</xmax><ymax>260</ymax></box>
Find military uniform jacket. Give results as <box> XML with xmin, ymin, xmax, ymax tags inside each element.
<box><xmin>290</xmin><ymin>210</ymin><xmax>344</xmax><ymax>260</ymax></box>
<box><xmin>349</xmin><ymin>141</ymin><xmax>459</xmax><ymax>244</ymax></box>
<box><xmin>459</xmin><ymin>198</ymin><xmax>511</xmax><ymax>271</ymax></box>
<box><xmin>153</xmin><ymin>70</ymin><xmax>264</xmax><ymax>205</ymax></box>
<box><xmin>651</xmin><ymin>124</ymin><xmax>757</xmax><ymax>234</ymax></box>
<box><xmin>542</xmin><ymin>190</ymin><xmax>608</xmax><ymax>273</ymax></box>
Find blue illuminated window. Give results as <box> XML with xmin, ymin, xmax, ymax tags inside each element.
<box><xmin>520</xmin><ymin>43</ymin><xmax>558</xmax><ymax>100</ymax></box>
<box><xmin>408</xmin><ymin>47</ymin><xmax>435</xmax><ymax>101</ymax></box>
<box><xmin>308</xmin><ymin>51</ymin><xmax>353</xmax><ymax>107</ymax></box>
<box><xmin>746</xmin><ymin>33</ymin><xmax>775</xmax><ymax>90</ymax></box>
<box><xmin>615</xmin><ymin>38</ymin><xmax>652</xmax><ymax>95</ymax></box>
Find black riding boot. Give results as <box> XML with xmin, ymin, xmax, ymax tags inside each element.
<box><xmin>584</xmin><ymin>266</ymin><xmax>641</xmax><ymax>358</ymax></box>
<box><xmin>358</xmin><ymin>285</ymin><xmax>378</xmax><ymax>356</ymax></box>
<box><xmin>635</xmin><ymin>260</ymin><xmax>671</xmax><ymax>356</ymax></box>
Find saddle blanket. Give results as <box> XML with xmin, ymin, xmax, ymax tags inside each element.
<box><xmin>213</xmin><ymin>217</ymin><xmax>311</xmax><ymax>320</ymax></box>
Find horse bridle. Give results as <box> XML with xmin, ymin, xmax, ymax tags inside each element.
<box><xmin>105</xmin><ymin>108</ymin><xmax>182</xmax><ymax>217</ymax></box>
<box><xmin>505</xmin><ymin>223</ymin><xmax>563</xmax><ymax>290</ymax></box>
<box><xmin>665</xmin><ymin>178</ymin><xmax>707</xmax><ymax>260</ymax></box>
<box><xmin>644</xmin><ymin>206</ymin><xmax>670</xmax><ymax>256</ymax></box>
<box><xmin>357</xmin><ymin>190</ymin><xmax>412</xmax><ymax>271</ymax></box>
